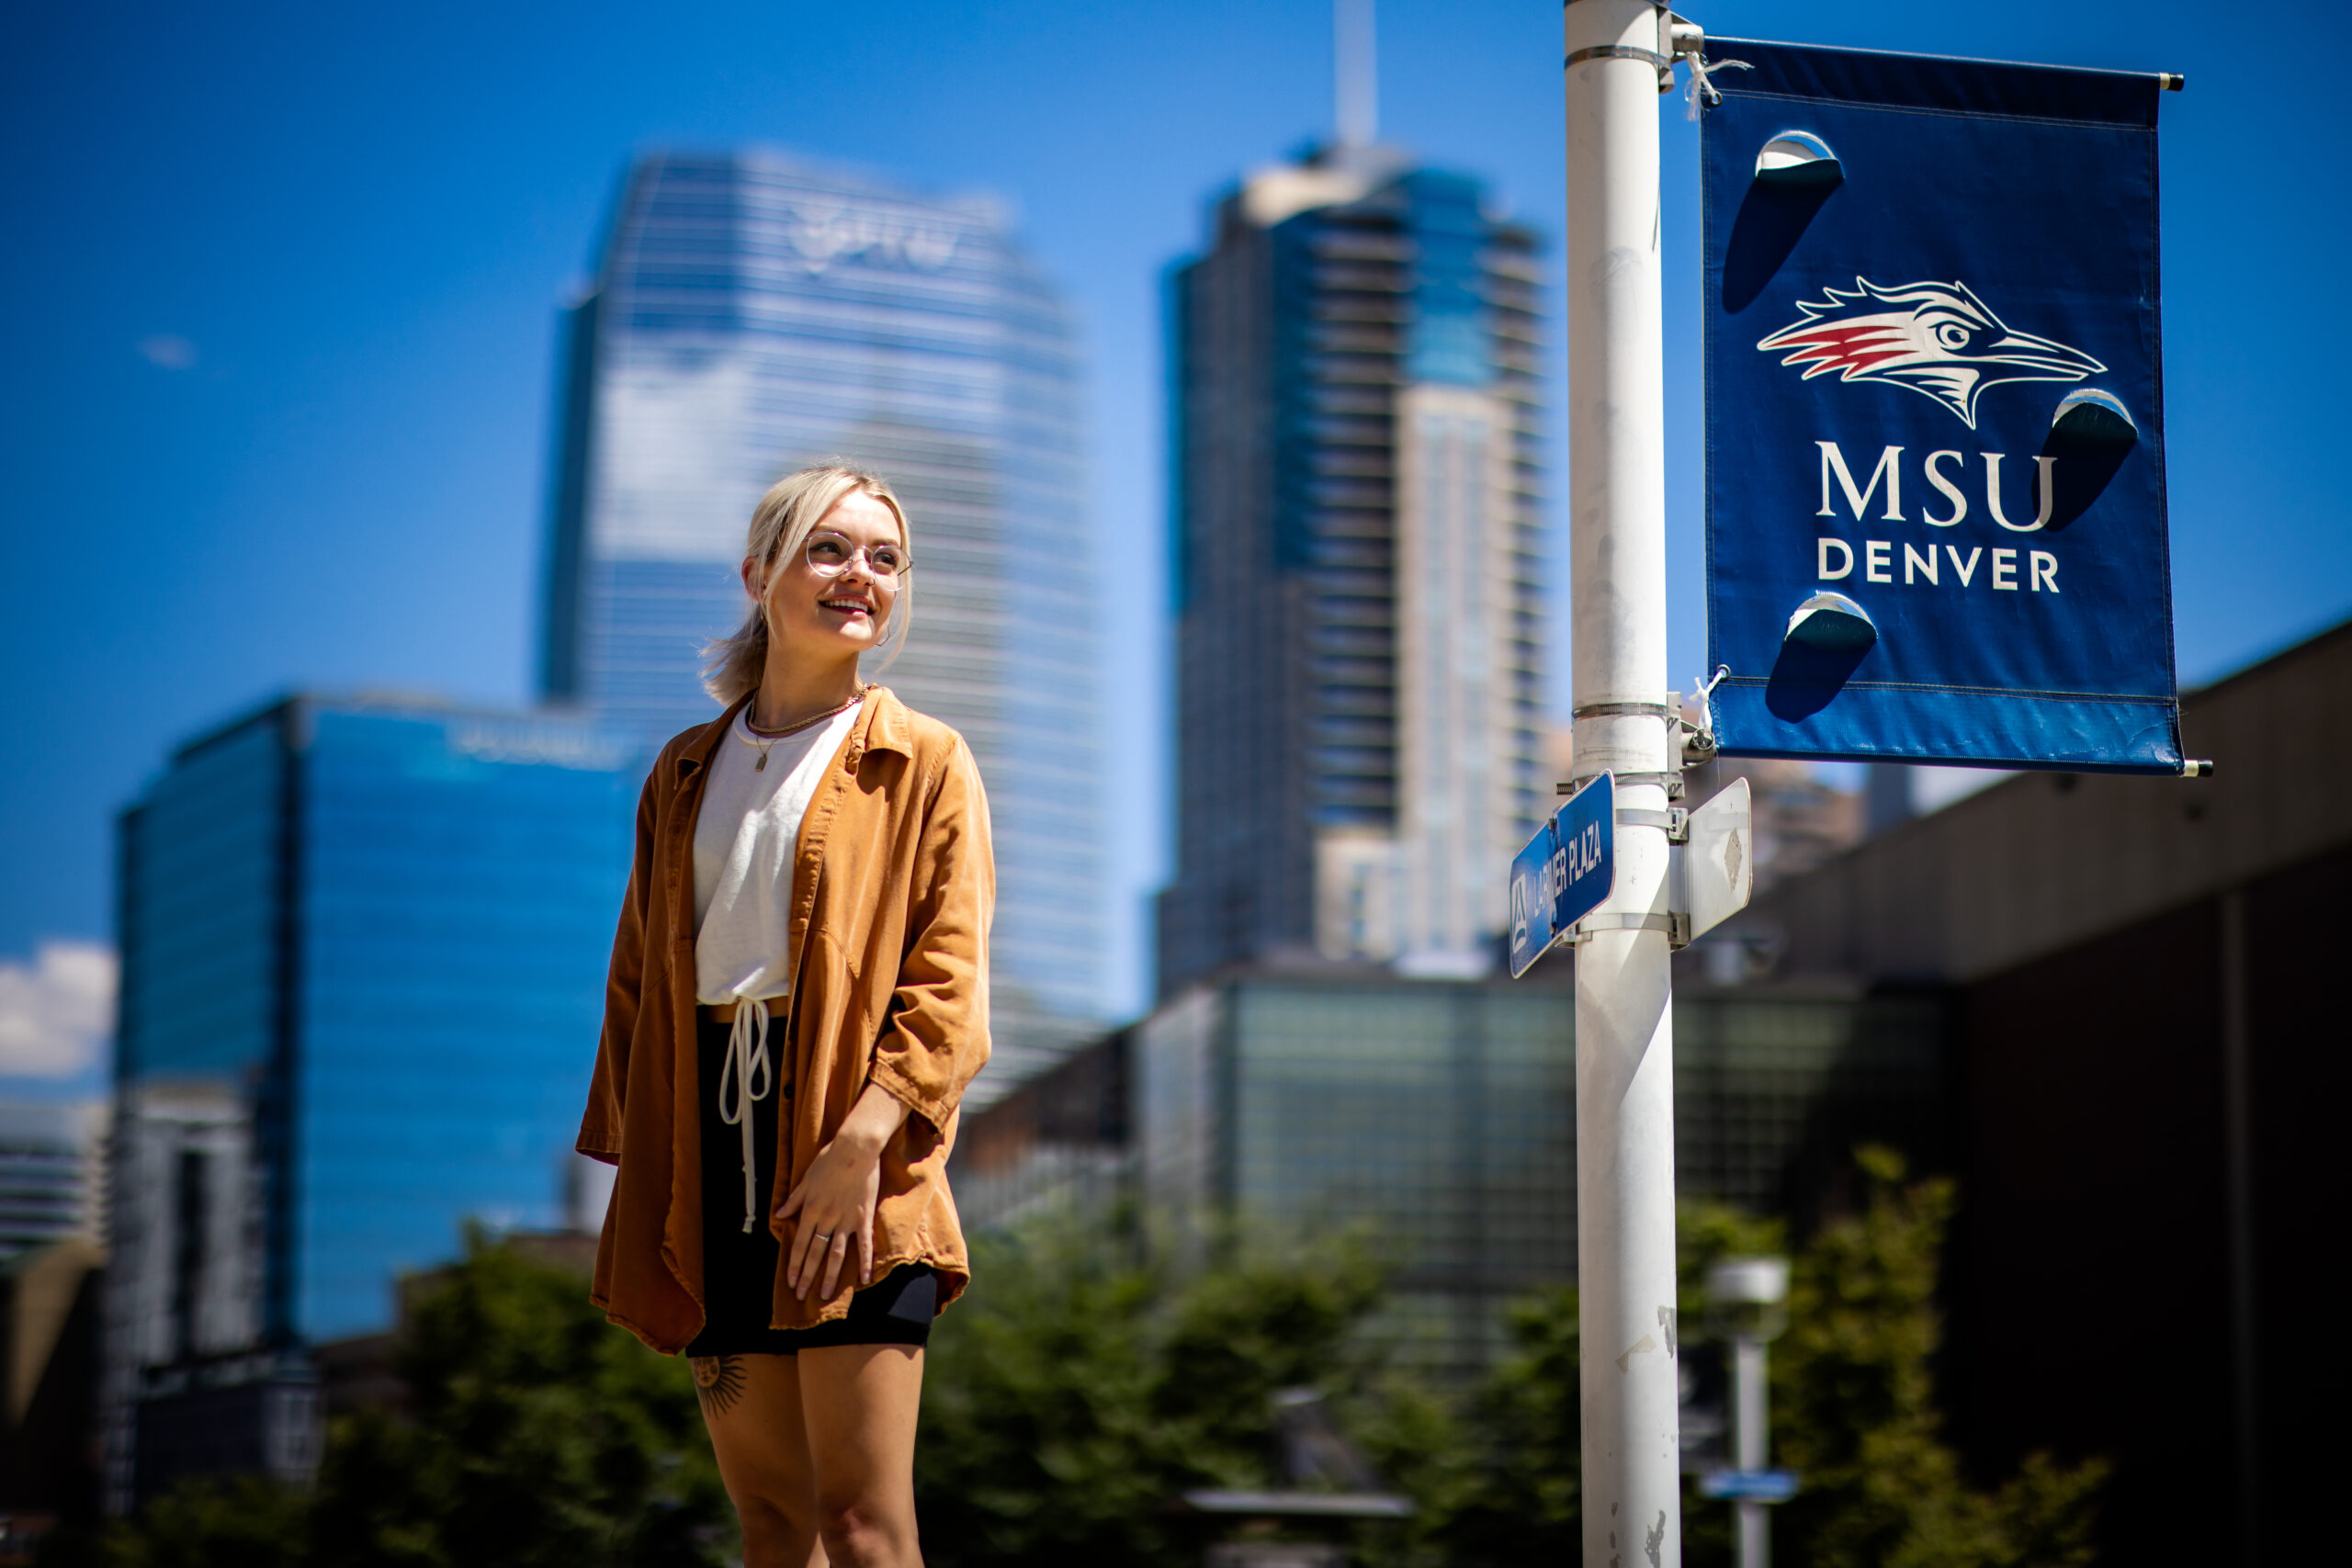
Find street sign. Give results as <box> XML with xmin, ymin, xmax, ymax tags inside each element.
<box><xmin>1507</xmin><ymin>772</ymin><xmax>1615</xmax><ymax>979</ymax></box>
<box><xmin>1676</xmin><ymin>778</ymin><xmax>1753</xmax><ymax>942</ymax></box>
<box><xmin>1700</xmin><ymin>39</ymin><xmax>2184</xmax><ymax>773</ymax></box>
<box><xmin>1700</xmin><ymin>1470</ymin><xmax>1800</xmax><ymax>1504</ymax></box>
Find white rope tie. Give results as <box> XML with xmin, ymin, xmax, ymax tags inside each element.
<box><xmin>717</xmin><ymin>993</ymin><xmax>774</xmax><ymax>1233</ymax></box>
<box><xmin>1683</xmin><ymin>51</ymin><xmax>1752</xmax><ymax>118</ymax></box>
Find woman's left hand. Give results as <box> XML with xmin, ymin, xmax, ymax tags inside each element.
<box><xmin>777</xmin><ymin>1081</ymin><xmax>911</xmax><ymax>1297</ymax></box>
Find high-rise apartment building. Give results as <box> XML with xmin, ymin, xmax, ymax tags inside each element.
<box><xmin>1159</xmin><ymin>146</ymin><xmax>1548</xmax><ymax>993</ymax></box>
<box><xmin>541</xmin><ymin>151</ymin><xmax>1104</xmax><ymax>1085</ymax></box>
<box><xmin>101</xmin><ymin>697</ymin><xmax>639</xmax><ymax>1510</ymax></box>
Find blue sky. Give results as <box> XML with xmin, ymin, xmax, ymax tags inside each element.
<box><xmin>2</xmin><ymin>0</ymin><xmax>2344</xmax><ymax>1036</ymax></box>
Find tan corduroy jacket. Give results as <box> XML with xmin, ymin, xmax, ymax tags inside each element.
<box><xmin>576</xmin><ymin>685</ymin><xmax>993</xmax><ymax>1351</ymax></box>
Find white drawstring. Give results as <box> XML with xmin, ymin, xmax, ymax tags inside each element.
<box><xmin>717</xmin><ymin>993</ymin><xmax>774</xmax><ymax>1233</ymax></box>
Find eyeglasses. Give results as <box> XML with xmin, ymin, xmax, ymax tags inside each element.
<box><xmin>805</xmin><ymin>531</ymin><xmax>910</xmax><ymax>584</ymax></box>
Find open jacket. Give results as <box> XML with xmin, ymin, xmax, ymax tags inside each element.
<box><xmin>577</xmin><ymin>685</ymin><xmax>993</xmax><ymax>1351</ymax></box>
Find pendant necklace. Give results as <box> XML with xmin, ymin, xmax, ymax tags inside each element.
<box><xmin>743</xmin><ymin>686</ymin><xmax>865</xmax><ymax>771</ymax></box>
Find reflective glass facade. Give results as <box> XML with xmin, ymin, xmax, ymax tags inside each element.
<box><xmin>1129</xmin><ymin>974</ymin><xmax>1950</xmax><ymax>1379</ymax></box>
<box><xmin>107</xmin><ymin>698</ymin><xmax>639</xmax><ymax>1506</ymax></box>
<box><xmin>288</xmin><ymin>709</ymin><xmax>638</xmax><ymax>1334</ymax></box>
<box><xmin>1136</xmin><ymin>975</ymin><xmax>1578</xmax><ymax>1379</ymax></box>
<box><xmin>542</xmin><ymin>152</ymin><xmax>1104</xmax><ymax>1087</ymax></box>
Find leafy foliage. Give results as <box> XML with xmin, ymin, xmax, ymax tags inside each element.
<box><xmin>74</xmin><ymin>1156</ymin><xmax>2107</xmax><ymax>1568</ymax></box>
<box><xmin>1430</xmin><ymin>1149</ymin><xmax>2107</xmax><ymax>1567</ymax></box>
<box><xmin>913</xmin><ymin>1224</ymin><xmax>1438</xmax><ymax>1568</ymax></box>
<box><xmin>75</xmin><ymin>1475</ymin><xmax>309</xmax><ymax>1568</ymax></box>
<box><xmin>1761</xmin><ymin>1148</ymin><xmax>2107</xmax><ymax>1568</ymax></box>
<box><xmin>1430</xmin><ymin>1284</ymin><xmax>1582</xmax><ymax>1564</ymax></box>
<box><xmin>85</xmin><ymin>1231</ymin><xmax>732</xmax><ymax>1568</ymax></box>
<box><xmin>912</xmin><ymin>1229</ymin><xmax>1178</xmax><ymax>1563</ymax></box>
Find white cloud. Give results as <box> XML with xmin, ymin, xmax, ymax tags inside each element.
<box><xmin>0</xmin><ymin>942</ymin><xmax>118</xmax><ymax>1078</ymax></box>
<box><xmin>137</xmin><ymin>333</ymin><xmax>198</xmax><ymax>370</ymax></box>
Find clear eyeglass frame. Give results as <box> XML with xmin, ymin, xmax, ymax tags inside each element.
<box><xmin>805</xmin><ymin>530</ymin><xmax>910</xmax><ymax>584</ymax></box>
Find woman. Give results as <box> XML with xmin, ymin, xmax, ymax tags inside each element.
<box><xmin>578</xmin><ymin>464</ymin><xmax>992</xmax><ymax>1568</ymax></box>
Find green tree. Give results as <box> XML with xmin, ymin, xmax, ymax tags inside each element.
<box><xmin>88</xmin><ymin>1232</ymin><xmax>732</xmax><ymax>1568</ymax></box>
<box><xmin>1675</xmin><ymin>1200</ymin><xmax>1791</xmax><ymax>1568</ymax></box>
<box><xmin>1432</xmin><ymin>1284</ymin><xmax>1582</xmax><ymax>1565</ymax></box>
<box><xmin>1439</xmin><ymin>1152</ymin><xmax>2108</xmax><ymax>1568</ymax></box>
<box><xmin>1148</xmin><ymin>1243</ymin><xmax>1385</xmax><ymax>1479</ymax></box>
<box><xmin>310</xmin><ymin>1228</ymin><xmax>731</xmax><ymax>1568</ymax></box>
<box><xmin>1763</xmin><ymin>1148</ymin><xmax>2107</xmax><ymax>1568</ymax></box>
<box><xmin>913</xmin><ymin>1223</ymin><xmax>1438</xmax><ymax>1568</ymax></box>
<box><xmin>76</xmin><ymin>1475</ymin><xmax>310</xmax><ymax>1568</ymax></box>
<box><xmin>79</xmin><ymin>1157</ymin><xmax>2109</xmax><ymax>1568</ymax></box>
<box><xmin>913</xmin><ymin>1227</ymin><xmax>1178</xmax><ymax>1565</ymax></box>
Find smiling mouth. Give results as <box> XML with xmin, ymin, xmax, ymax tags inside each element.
<box><xmin>820</xmin><ymin>597</ymin><xmax>873</xmax><ymax>616</ymax></box>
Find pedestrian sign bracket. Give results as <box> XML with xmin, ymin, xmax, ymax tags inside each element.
<box><xmin>1617</xmin><ymin>806</ymin><xmax>1688</xmax><ymax>842</ymax></box>
<box><xmin>1572</xmin><ymin>910</ymin><xmax>1688</xmax><ymax>948</ymax></box>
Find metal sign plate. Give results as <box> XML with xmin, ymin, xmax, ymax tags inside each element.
<box><xmin>1678</xmin><ymin>777</ymin><xmax>1754</xmax><ymax>942</ymax></box>
<box><xmin>1509</xmin><ymin>772</ymin><xmax>1616</xmax><ymax>978</ymax></box>
<box><xmin>1700</xmin><ymin>1469</ymin><xmax>1801</xmax><ymax>1503</ymax></box>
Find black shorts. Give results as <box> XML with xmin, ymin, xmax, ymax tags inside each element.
<box><xmin>684</xmin><ymin>1017</ymin><xmax>937</xmax><ymax>1358</ymax></box>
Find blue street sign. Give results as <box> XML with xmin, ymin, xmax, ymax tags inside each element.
<box><xmin>1700</xmin><ymin>40</ymin><xmax>2183</xmax><ymax>773</ymax></box>
<box><xmin>1508</xmin><ymin>773</ymin><xmax>1614</xmax><ymax>979</ymax></box>
<box><xmin>1700</xmin><ymin>1469</ymin><xmax>1801</xmax><ymax>1504</ymax></box>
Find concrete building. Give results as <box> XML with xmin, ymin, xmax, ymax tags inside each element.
<box><xmin>0</xmin><ymin>1103</ymin><xmax>106</xmax><ymax>1258</ymax></box>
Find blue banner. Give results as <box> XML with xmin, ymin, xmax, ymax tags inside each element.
<box><xmin>1701</xmin><ymin>40</ymin><xmax>2182</xmax><ymax>773</ymax></box>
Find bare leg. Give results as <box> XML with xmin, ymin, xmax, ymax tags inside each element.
<box><xmin>694</xmin><ymin>1353</ymin><xmax>825</xmax><ymax>1568</ymax></box>
<box><xmin>797</xmin><ymin>1344</ymin><xmax>926</xmax><ymax>1568</ymax></box>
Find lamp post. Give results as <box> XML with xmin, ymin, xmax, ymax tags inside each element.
<box><xmin>1703</xmin><ymin>1257</ymin><xmax>1794</xmax><ymax>1568</ymax></box>
<box><xmin>1561</xmin><ymin>3</ymin><xmax>1682</xmax><ymax>1557</ymax></box>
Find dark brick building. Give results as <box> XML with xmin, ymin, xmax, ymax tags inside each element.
<box><xmin>1724</xmin><ymin>616</ymin><xmax>2352</xmax><ymax>1566</ymax></box>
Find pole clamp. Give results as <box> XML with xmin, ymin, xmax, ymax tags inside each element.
<box><xmin>1566</xmin><ymin>43</ymin><xmax>1673</xmax><ymax>71</ymax></box>
<box><xmin>1573</xmin><ymin>701</ymin><xmax>1675</xmax><ymax>720</ymax></box>
<box><xmin>1573</xmin><ymin>910</ymin><xmax>1690</xmax><ymax>950</ymax></box>
<box><xmin>1564</xmin><ymin>770</ymin><xmax>1684</xmax><ymax>799</ymax></box>
<box><xmin>1617</xmin><ymin>807</ymin><xmax>1689</xmax><ymax>842</ymax></box>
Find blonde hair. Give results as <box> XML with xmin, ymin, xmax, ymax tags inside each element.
<box><xmin>701</xmin><ymin>464</ymin><xmax>912</xmax><ymax>704</ymax></box>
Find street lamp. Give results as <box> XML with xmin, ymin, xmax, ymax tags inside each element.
<box><xmin>1702</xmin><ymin>1257</ymin><xmax>1797</xmax><ymax>1568</ymax></box>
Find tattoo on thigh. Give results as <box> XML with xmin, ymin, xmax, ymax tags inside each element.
<box><xmin>692</xmin><ymin>1354</ymin><xmax>746</xmax><ymax>1417</ymax></box>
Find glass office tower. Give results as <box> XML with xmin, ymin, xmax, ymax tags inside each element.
<box><xmin>1159</xmin><ymin>147</ymin><xmax>1548</xmax><ymax>994</ymax></box>
<box><xmin>101</xmin><ymin>697</ymin><xmax>639</xmax><ymax>1510</ymax></box>
<box><xmin>542</xmin><ymin>151</ymin><xmax>1104</xmax><ymax>1087</ymax></box>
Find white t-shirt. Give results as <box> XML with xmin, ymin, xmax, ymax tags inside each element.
<box><xmin>691</xmin><ymin>698</ymin><xmax>864</xmax><ymax>1005</ymax></box>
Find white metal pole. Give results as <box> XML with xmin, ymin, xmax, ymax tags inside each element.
<box><xmin>1734</xmin><ymin>1336</ymin><xmax>1768</xmax><ymax>1568</ymax></box>
<box><xmin>1563</xmin><ymin>2</ymin><xmax>1680</xmax><ymax>1564</ymax></box>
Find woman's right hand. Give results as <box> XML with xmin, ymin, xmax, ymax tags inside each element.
<box><xmin>775</xmin><ymin>1080</ymin><xmax>910</xmax><ymax>1297</ymax></box>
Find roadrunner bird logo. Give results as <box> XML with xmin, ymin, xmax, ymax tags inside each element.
<box><xmin>1756</xmin><ymin>277</ymin><xmax>2104</xmax><ymax>429</ymax></box>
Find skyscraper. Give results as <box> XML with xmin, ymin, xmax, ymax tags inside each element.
<box><xmin>1158</xmin><ymin>144</ymin><xmax>1548</xmax><ymax>992</ymax></box>
<box><xmin>102</xmin><ymin>697</ymin><xmax>640</xmax><ymax>1509</ymax></box>
<box><xmin>541</xmin><ymin>151</ymin><xmax>1105</xmax><ymax>1086</ymax></box>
